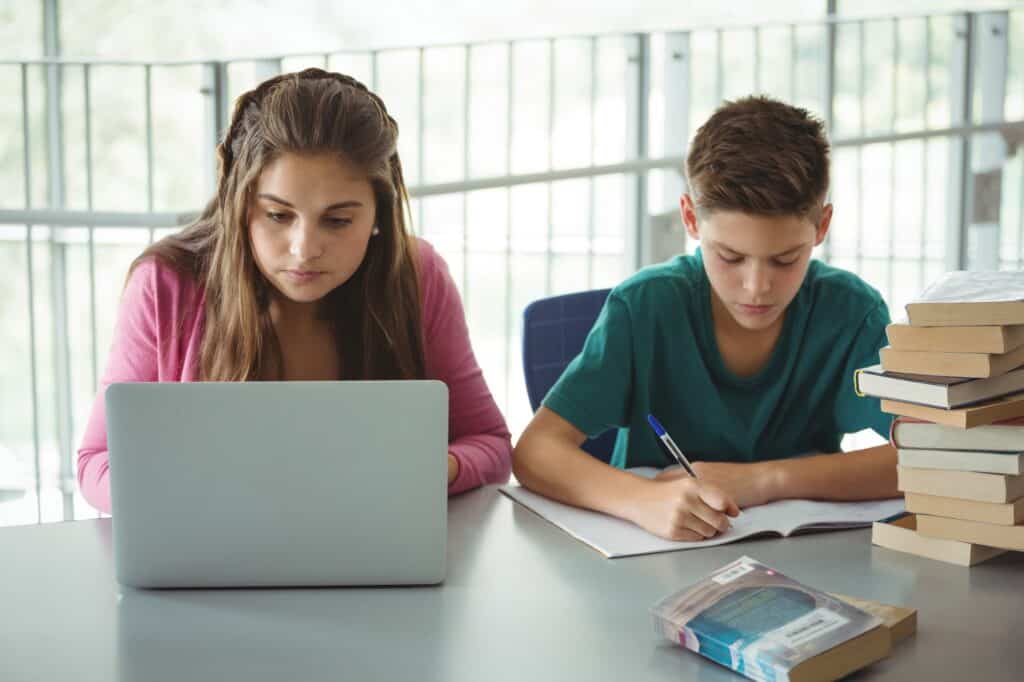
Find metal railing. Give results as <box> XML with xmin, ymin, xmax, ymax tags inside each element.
<box><xmin>1</xmin><ymin>8</ymin><xmax>1023</xmax><ymax>524</ymax></box>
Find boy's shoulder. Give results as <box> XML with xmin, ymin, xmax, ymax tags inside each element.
<box><xmin>801</xmin><ymin>259</ymin><xmax>887</xmax><ymax>324</ymax></box>
<box><xmin>610</xmin><ymin>252</ymin><xmax>705</xmax><ymax>308</ymax></box>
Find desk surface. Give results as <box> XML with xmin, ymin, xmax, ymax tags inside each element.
<box><xmin>3</xmin><ymin>486</ymin><xmax>1023</xmax><ymax>682</ymax></box>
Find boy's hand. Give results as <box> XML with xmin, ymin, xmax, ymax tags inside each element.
<box><xmin>657</xmin><ymin>461</ymin><xmax>778</xmax><ymax>508</ymax></box>
<box><xmin>627</xmin><ymin>477</ymin><xmax>740</xmax><ymax>541</ymax></box>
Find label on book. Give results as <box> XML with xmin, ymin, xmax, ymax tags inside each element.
<box><xmin>712</xmin><ymin>561</ymin><xmax>756</xmax><ymax>585</ymax></box>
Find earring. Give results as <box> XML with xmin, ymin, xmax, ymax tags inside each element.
<box><xmin>372</xmin><ymin>225</ymin><xmax>381</xmax><ymax>236</ymax></box>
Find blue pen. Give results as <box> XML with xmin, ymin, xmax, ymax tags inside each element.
<box><xmin>647</xmin><ymin>414</ymin><xmax>697</xmax><ymax>478</ymax></box>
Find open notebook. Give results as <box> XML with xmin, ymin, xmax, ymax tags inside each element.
<box><xmin>501</xmin><ymin>467</ymin><xmax>905</xmax><ymax>558</ymax></box>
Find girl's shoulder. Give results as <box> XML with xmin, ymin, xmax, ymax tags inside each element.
<box><xmin>123</xmin><ymin>256</ymin><xmax>205</xmax><ymax>327</ymax></box>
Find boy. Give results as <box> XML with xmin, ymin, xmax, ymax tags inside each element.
<box><xmin>512</xmin><ymin>96</ymin><xmax>898</xmax><ymax>542</ymax></box>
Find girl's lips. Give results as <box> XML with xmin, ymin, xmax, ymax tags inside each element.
<box><xmin>283</xmin><ymin>270</ymin><xmax>324</xmax><ymax>283</ymax></box>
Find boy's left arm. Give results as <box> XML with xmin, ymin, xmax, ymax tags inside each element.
<box><xmin>682</xmin><ymin>444</ymin><xmax>899</xmax><ymax>508</ymax></box>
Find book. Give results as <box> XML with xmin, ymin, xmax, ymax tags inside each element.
<box><xmin>904</xmin><ymin>492</ymin><xmax>1024</xmax><ymax>525</ymax></box>
<box><xmin>828</xmin><ymin>594</ymin><xmax>917</xmax><ymax>646</ymax></box>
<box><xmin>891</xmin><ymin>416</ymin><xmax>1024</xmax><ymax>451</ymax></box>
<box><xmin>886</xmin><ymin>321</ymin><xmax>1024</xmax><ymax>354</ymax></box>
<box><xmin>897</xmin><ymin>447</ymin><xmax>1024</xmax><ymax>475</ymax></box>
<box><xmin>896</xmin><ymin>466</ymin><xmax>1024</xmax><ymax>503</ymax></box>
<box><xmin>651</xmin><ymin>556</ymin><xmax>891</xmax><ymax>682</ymax></box>
<box><xmin>879</xmin><ymin>344</ymin><xmax>1024</xmax><ymax>379</ymax></box>
<box><xmin>916</xmin><ymin>515</ymin><xmax>1024</xmax><ymax>552</ymax></box>
<box><xmin>499</xmin><ymin>469</ymin><xmax>905</xmax><ymax>558</ymax></box>
<box><xmin>905</xmin><ymin>271</ymin><xmax>1024</xmax><ymax>326</ymax></box>
<box><xmin>881</xmin><ymin>392</ymin><xmax>1024</xmax><ymax>428</ymax></box>
<box><xmin>855</xmin><ymin>364</ymin><xmax>1024</xmax><ymax>409</ymax></box>
<box><xmin>871</xmin><ymin>514</ymin><xmax>1005</xmax><ymax>566</ymax></box>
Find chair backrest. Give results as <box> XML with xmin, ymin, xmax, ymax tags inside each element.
<box><xmin>522</xmin><ymin>289</ymin><xmax>617</xmax><ymax>462</ymax></box>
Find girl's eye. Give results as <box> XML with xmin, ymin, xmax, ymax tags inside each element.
<box><xmin>266</xmin><ymin>211</ymin><xmax>289</xmax><ymax>223</ymax></box>
<box><xmin>325</xmin><ymin>217</ymin><xmax>352</xmax><ymax>227</ymax></box>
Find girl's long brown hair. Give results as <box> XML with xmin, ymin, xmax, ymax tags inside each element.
<box><xmin>132</xmin><ymin>68</ymin><xmax>425</xmax><ymax>381</ymax></box>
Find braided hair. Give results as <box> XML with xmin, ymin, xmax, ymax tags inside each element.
<box><xmin>132</xmin><ymin>68</ymin><xmax>426</xmax><ymax>382</ymax></box>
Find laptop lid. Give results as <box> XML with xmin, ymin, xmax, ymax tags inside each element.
<box><xmin>106</xmin><ymin>380</ymin><xmax>448</xmax><ymax>588</ymax></box>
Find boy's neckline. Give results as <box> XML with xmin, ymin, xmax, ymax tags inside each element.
<box><xmin>696</xmin><ymin>266</ymin><xmax>796</xmax><ymax>387</ymax></box>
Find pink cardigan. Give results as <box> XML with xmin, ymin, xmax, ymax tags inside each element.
<box><xmin>77</xmin><ymin>238</ymin><xmax>512</xmax><ymax>513</ymax></box>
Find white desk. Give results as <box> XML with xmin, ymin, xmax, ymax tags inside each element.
<box><xmin>3</xmin><ymin>486</ymin><xmax>1023</xmax><ymax>681</ymax></box>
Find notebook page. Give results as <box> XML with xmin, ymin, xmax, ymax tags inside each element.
<box><xmin>500</xmin><ymin>484</ymin><xmax>904</xmax><ymax>558</ymax></box>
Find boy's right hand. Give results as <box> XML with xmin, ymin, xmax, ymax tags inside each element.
<box><xmin>627</xmin><ymin>477</ymin><xmax>741</xmax><ymax>542</ymax></box>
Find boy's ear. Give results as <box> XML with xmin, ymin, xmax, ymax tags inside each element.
<box><xmin>814</xmin><ymin>203</ymin><xmax>833</xmax><ymax>246</ymax></box>
<box><xmin>680</xmin><ymin>194</ymin><xmax>701</xmax><ymax>241</ymax></box>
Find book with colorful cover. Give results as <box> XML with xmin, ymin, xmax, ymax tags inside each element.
<box><xmin>651</xmin><ymin>556</ymin><xmax>890</xmax><ymax>682</ymax></box>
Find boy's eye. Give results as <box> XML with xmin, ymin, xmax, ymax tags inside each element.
<box><xmin>774</xmin><ymin>258</ymin><xmax>799</xmax><ymax>267</ymax></box>
<box><xmin>719</xmin><ymin>253</ymin><xmax>743</xmax><ymax>264</ymax></box>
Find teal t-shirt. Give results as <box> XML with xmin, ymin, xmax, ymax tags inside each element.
<box><xmin>542</xmin><ymin>250</ymin><xmax>892</xmax><ymax>469</ymax></box>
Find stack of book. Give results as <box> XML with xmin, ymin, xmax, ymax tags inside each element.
<box><xmin>856</xmin><ymin>271</ymin><xmax>1024</xmax><ymax>565</ymax></box>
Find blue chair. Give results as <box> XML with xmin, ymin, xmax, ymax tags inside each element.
<box><xmin>522</xmin><ymin>289</ymin><xmax>618</xmax><ymax>462</ymax></box>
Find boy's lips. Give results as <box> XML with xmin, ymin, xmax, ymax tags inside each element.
<box><xmin>736</xmin><ymin>303</ymin><xmax>777</xmax><ymax>315</ymax></box>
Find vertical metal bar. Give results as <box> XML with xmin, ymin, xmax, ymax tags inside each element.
<box><xmin>753</xmin><ymin>26</ymin><xmax>761</xmax><ymax>94</ymax></box>
<box><xmin>924</xmin><ymin>18</ymin><xmax>932</xmax><ymax>130</ymax></box>
<box><xmin>920</xmin><ymin>18</ymin><xmax>931</xmax><ymax>289</ymax></box>
<box><xmin>84</xmin><ymin>64</ymin><xmax>97</xmax><ymax>394</ymax></box>
<box><xmin>503</xmin><ymin>42</ymin><xmax>515</xmax><ymax>411</ymax></box>
<box><xmin>892</xmin><ymin>18</ymin><xmax>900</xmax><ymax>133</ymax></box>
<box><xmin>545</xmin><ymin>38</ymin><xmax>555</xmax><ymax>296</ymax></box>
<box><xmin>44</xmin><ymin>0</ymin><xmax>75</xmax><ymax>521</ymax></box>
<box><xmin>662</xmin><ymin>32</ymin><xmax>691</xmax><ymax>262</ymax></box>
<box><xmin>790</xmin><ymin>24</ymin><xmax>798</xmax><ymax>103</ymax></box>
<box><xmin>50</xmin><ymin>215</ymin><xmax>73</xmax><ymax>520</ymax></box>
<box><xmin>586</xmin><ymin>37</ymin><xmax>597</xmax><ymax>288</ymax></box>
<box><xmin>823</xmin><ymin>1</ymin><xmax>838</xmax><ymax>263</ymax></box>
<box><xmin>22</xmin><ymin>64</ymin><xmax>43</xmax><ymax>524</ymax></box>
<box><xmin>417</xmin><ymin>47</ymin><xmax>425</xmax><ymax>234</ymax></box>
<box><xmin>44</xmin><ymin>0</ymin><xmax>65</xmax><ymax>211</ymax></box>
<box><xmin>462</xmin><ymin>45</ymin><xmax>471</xmax><ymax>303</ymax></box>
<box><xmin>145</xmin><ymin>64</ymin><xmax>155</xmax><ymax>243</ymax></box>
<box><xmin>857</xmin><ymin>20</ymin><xmax>865</xmax><ymax>275</ymax></box>
<box><xmin>322</xmin><ymin>53</ymin><xmax>329</xmax><ymax>70</ymax></box>
<box><xmin>715</xmin><ymin>29</ymin><xmax>723</xmax><ymax>105</ymax></box>
<box><xmin>968</xmin><ymin>11</ymin><xmax>1009</xmax><ymax>271</ymax></box>
<box><xmin>370</xmin><ymin>51</ymin><xmax>379</xmax><ymax>90</ymax></box>
<box><xmin>947</xmin><ymin>13</ymin><xmax>973</xmax><ymax>271</ymax></box>
<box><xmin>625</xmin><ymin>34</ymin><xmax>651</xmax><ymax>270</ymax></box>
<box><xmin>1018</xmin><ymin>154</ymin><xmax>1024</xmax><ymax>269</ymax></box>
<box><xmin>888</xmin><ymin>19</ymin><xmax>899</xmax><ymax>302</ymax></box>
<box><xmin>26</xmin><ymin>228</ymin><xmax>42</xmax><ymax>523</ymax></box>
<box><xmin>201</xmin><ymin>62</ymin><xmax>229</xmax><ymax>198</ymax></box>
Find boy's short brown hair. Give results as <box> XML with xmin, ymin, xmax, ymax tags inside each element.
<box><xmin>685</xmin><ymin>96</ymin><xmax>829</xmax><ymax>223</ymax></box>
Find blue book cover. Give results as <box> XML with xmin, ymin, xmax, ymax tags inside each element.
<box><xmin>651</xmin><ymin>556</ymin><xmax>888</xmax><ymax>682</ymax></box>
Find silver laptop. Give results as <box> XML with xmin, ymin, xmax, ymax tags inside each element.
<box><xmin>106</xmin><ymin>381</ymin><xmax>448</xmax><ymax>588</ymax></box>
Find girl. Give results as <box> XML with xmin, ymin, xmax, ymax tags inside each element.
<box><xmin>78</xmin><ymin>68</ymin><xmax>511</xmax><ymax>514</ymax></box>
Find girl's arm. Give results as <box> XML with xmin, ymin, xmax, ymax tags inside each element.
<box><xmin>77</xmin><ymin>261</ymin><xmax>163</xmax><ymax>514</ymax></box>
<box><xmin>418</xmin><ymin>241</ymin><xmax>512</xmax><ymax>494</ymax></box>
